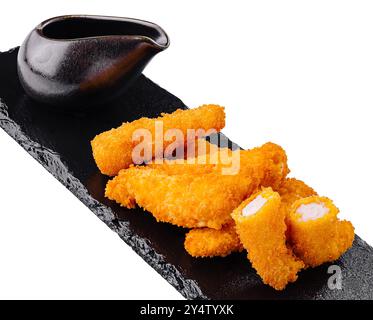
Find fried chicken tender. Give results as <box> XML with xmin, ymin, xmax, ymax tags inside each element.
<box><xmin>287</xmin><ymin>196</ymin><xmax>355</xmax><ymax>267</ymax></box>
<box><xmin>105</xmin><ymin>143</ymin><xmax>289</xmax><ymax>229</ymax></box>
<box><xmin>149</xmin><ymin>142</ymin><xmax>289</xmax><ymax>188</ymax></box>
<box><xmin>278</xmin><ymin>178</ymin><xmax>317</xmax><ymax>209</ymax></box>
<box><xmin>106</xmin><ymin>166</ymin><xmax>259</xmax><ymax>229</ymax></box>
<box><xmin>240</xmin><ymin>142</ymin><xmax>289</xmax><ymax>189</ymax></box>
<box><xmin>232</xmin><ymin>188</ymin><xmax>305</xmax><ymax>290</ymax></box>
<box><xmin>91</xmin><ymin>105</ymin><xmax>226</xmax><ymax>176</ymax></box>
<box><xmin>147</xmin><ymin>138</ymin><xmax>223</xmax><ymax>175</ymax></box>
<box><xmin>184</xmin><ymin>222</ymin><xmax>243</xmax><ymax>258</ymax></box>
<box><xmin>181</xmin><ymin>152</ymin><xmax>294</xmax><ymax>258</ymax></box>
<box><xmin>277</xmin><ymin>178</ymin><xmax>318</xmax><ymax>238</ymax></box>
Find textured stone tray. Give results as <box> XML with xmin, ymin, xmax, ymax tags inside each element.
<box><xmin>1</xmin><ymin>48</ymin><xmax>372</xmax><ymax>299</ymax></box>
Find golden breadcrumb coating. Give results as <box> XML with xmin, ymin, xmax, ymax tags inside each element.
<box><xmin>278</xmin><ymin>178</ymin><xmax>318</xmax><ymax>239</ymax></box>
<box><xmin>288</xmin><ymin>196</ymin><xmax>355</xmax><ymax>267</ymax></box>
<box><xmin>147</xmin><ymin>139</ymin><xmax>221</xmax><ymax>175</ymax></box>
<box><xmin>184</xmin><ymin>222</ymin><xmax>243</xmax><ymax>258</ymax></box>
<box><xmin>106</xmin><ymin>166</ymin><xmax>259</xmax><ymax>229</ymax></box>
<box><xmin>232</xmin><ymin>188</ymin><xmax>305</xmax><ymax>290</ymax></box>
<box><xmin>105</xmin><ymin>143</ymin><xmax>289</xmax><ymax>229</ymax></box>
<box><xmin>149</xmin><ymin>142</ymin><xmax>289</xmax><ymax>188</ymax></box>
<box><xmin>91</xmin><ymin>105</ymin><xmax>226</xmax><ymax>176</ymax></box>
<box><xmin>278</xmin><ymin>178</ymin><xmax>317</xmax><ymax>209</ymax></box>
<box><xmin>239</xmin><ymin>142</ymin><xmax>289</xmax><ymax>189</ymax></box>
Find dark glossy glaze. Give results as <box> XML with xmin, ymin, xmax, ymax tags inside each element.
<box><xmin>17</xmin><ymin>15</ymin><xmax>169</xmax><ymax>109</ymax></box>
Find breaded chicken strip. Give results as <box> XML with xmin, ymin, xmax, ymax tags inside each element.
<box><xmin>184</xmin><ymin>222</ymin><xmax>243</xmax><ymax>258</ymax></box>
<box><xmin>232</xmin><ymin>188</ymin><xmax>304</xmax><ymax>290</ymax></box>
<box><xmin>182</xmin><ymin>172</ymin><xmax>304</xmax><ymax>259</ymax></box>
<box><xmin>287</xmin><ymin>196</ymin><xmax>355</xmax><ymax>267</ymax></box>
<box><xmin>278</xmin><ymin>178</ymin><xmax>317</xmax><ymax>209</ymax></box>
<box><xmin>147</xmin><ymin>138</ymin><xmax>223</xmax><ymax>175</ymax></box>
<box><xmin>149</xmin><ymin>142</ymin><xmax>289</xmax><ymax>188</ymax></box>
<box><xmin>240</xmin><ymin>143</ymin><xmax>289</xmax><ymax>189</ymax></box>
<box><xmin>278</xmin><ymin>178</ymin><xmax>318</xmax><ymax>238</ymax></box>
<box><xmin>91</xmin><ymin>105</ymin><xmax>225</xmax><ymax>176</ymax></box>
<box><xmin>106</xmin><ymin>166</ymin><xmax>259</xmax><ymax>229</ymax></box>
<box><xmin>105</xmin><ymin>143</ymin><xmax>289</xmax><ymax>229</ymax></box>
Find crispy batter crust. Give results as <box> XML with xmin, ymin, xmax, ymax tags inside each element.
<box><xmin>278</xmin><ymin>178</ymin><xmax>318</xmax><ymax>238</ymax></box>
<box><xmin>105</xmin><ymin>143</ymin><xmax>289</xmax><ymax>229</ymax></box>
<box><xmin>184</xmin><ymin>222</ymin><xmax>243</xmax><ymax>258</ymax></box>
<box><xmin>278</xmin><ymin>178</ymin><xmax>317</xmax><ymax>209</ymax></box>
<box><xmin>106</xmin><ymin>166</ymin><xmax>259</xmax><ymax>229</ymax></box>
<box><xmin>147</xmin><ymin>139</ymin><xmax>228</xmax><ymax>175</ymax></box>
<box><xmin>91</xmin><ymin>105</ymin><xmax>226</xmax><ymax>176</ymax></box>
<box><xmin>288</xmin><ymin>196</ymin><xmax>355</xmax><ymax>267</ymax></box>
<box><xmin>149</xmin><ymin>142</ymin><xmax>289</xmax><ymax>187</ymax></box>
<box><xmin>232</xmin><ymin>188</ymin><xmax>304</xmax><ymax>290</ymax></box>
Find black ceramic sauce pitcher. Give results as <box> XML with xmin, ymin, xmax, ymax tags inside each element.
<box><xmin>17</xmin><ymin>15</ymin><xmax>169</xmax><ymax>109</ymax></box>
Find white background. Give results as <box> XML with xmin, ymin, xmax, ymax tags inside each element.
<box><xmin>1</xmin><ymin>1</ymin><xmax>372</xmax><ymax>299</ymax></box>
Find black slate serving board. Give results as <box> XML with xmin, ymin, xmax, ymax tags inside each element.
<box><xmin>1</xmin><ymin>48</ymin><xmax>372</xmax><ymax>300</ymax></box>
